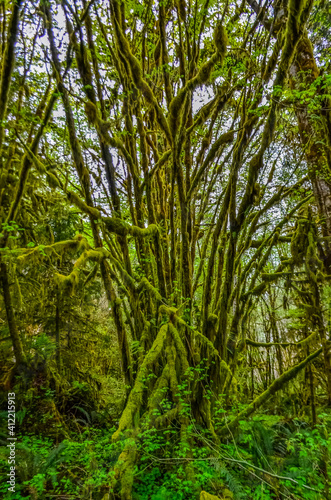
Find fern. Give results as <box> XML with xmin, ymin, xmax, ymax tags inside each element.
<box><xmin>44</xmin><ymin>441</ymin><xmax>67</xmax><ymax>469</ymax></box>
<box><xmin>73</xmin><ymin>405</ymin><xmax>91</xmax><ymax>424</ymax></box>
<box><xmin>212</xmin><ymin>459</ymin><xmax>245</xmax><ymax>499</ymax></box>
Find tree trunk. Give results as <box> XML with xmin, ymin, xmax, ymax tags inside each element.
<box><xmin>0</xmin><ymin>262</ymin><xmax>26</xmax><ymax>367</ymax></box>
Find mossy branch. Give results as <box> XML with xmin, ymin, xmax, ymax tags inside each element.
<box><xmin>104</xmin><ymin>217</ymin><xmax>158</xmax><ymax>238</ymax></box>
<box><xmin>137</xmin><ymin>277</ymin><xmax>163</xmax><ymax>302</ymax></box>
<box><xmin>141</xmin><ymin>150</ymin><xmax>172</xmax><ymax>189</ymax></box>
<box><xmin>0</xmin><ymin>0</ymin><xmax>23</xmax><ymax>153</ymax></box>
<box><xmin>67</xmin><ymin>191</ymin><xmax>101</xmax><ymax>219</ymax></box>
<box><xmin>237</xmin><ymin>0</ymin><xmax>313</xmax><ymax>226</ymax></box>
<box><xmin>168</xmin><ymin>323</ymin><xmax>189</xmax><ymax>373</ymax></box>
<box><xmin>17</xmin><ymin>236</ymin><xmax>89</xmax><ymax>264</ymax></box>
<box><xmin>5</xmin><ymin>91</ymin><xmax>58</xmax><ymax>228</ymax></box>
<box><xmin>187</xmin><ymin>130</ymin><xmax>234</xmax><ymax>201</ymax></box>
<box><xmin>168</xmin><ymin>24</ymin><xmax>228</xmax><ymax>138</ymax></box>
<box><xmin>218</xmin><ymin>346</ymin><xmax>322</xmax><ymax>436</ymax></box>
<box><xmin>159</xmin><ymin>305</ymin><xmax>222</xmax><ymax>360</ymax></box>
<box><xmin>246</xmin><ymin>331</ymin><xmax>317</xmax><ymax>348</ymax></box>
<box><xmin>55</xmin><ymin>248</ymin><xmax>108</xmax><ymax>294</ymax></box>
<box><xmin>112</xmin><ymin>323</ymin><xmax>169</xmax><ymax>441</ymax></box>
<box><xmin>111</xmin><ymin>13</ymin><xmax>171</xmax><ymax>144</ymax></box>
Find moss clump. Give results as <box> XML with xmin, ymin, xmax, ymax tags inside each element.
<box><xmin>46</xmin><ymin>170</ymin><xmax>61</xmax><ymax>189</ymax></box>
<box><xmin>55</xmin><ymin>268</ymin><xmax>80</xmax><ymax>296</ymax></box>
<box><xmin>213</xmin><ymin>22</ymin><xmax>228</xmax><ymax>60</ymax></box>
<box><xmin>138</xmin><ymin>277</ymin><xmax>163</xmax><ymax>302</ymax></box>
<box><xmin>84</xmin><ymin>100</ymin><xmax>98</xmax><ymax>125</ymax></box>
<box><xmin>67</xmin><ymin>191</ymin><xmax>101</xmax><ymax>219</ymax></box>
<box><xmin>104</xmin><ymin>217</ymin><xmax>158</xmax><ymax>238</ymax></box>
<box><xmin>17</xmin><ymin>235</ymin><xmax>89</xmax><ymax>264</ymax></box>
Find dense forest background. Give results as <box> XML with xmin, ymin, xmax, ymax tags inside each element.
<box><xmin>0</xmin><ymin>0</ymin><xmax>331</xmax><ymax>498</ymax></box>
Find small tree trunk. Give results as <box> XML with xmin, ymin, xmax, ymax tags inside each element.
<box><xmin>55</xmin><ymin>289</ymin><xmax>62</xmax><ymax>372</ymax></box>
<box><xmin>0</xmin><ymin>262</ymin><xmax>26</xmax><ymax>367</ymax></box>
<box><xmin>308</xmin><ymin>357</ymin><xmax>317</xmax><ymax>426</ymax></box>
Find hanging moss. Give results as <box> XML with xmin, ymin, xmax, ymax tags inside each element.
<box><xmin>54</xmin><ymin>248</ymin><xmax>108</xmax><ymax>295</ymax></box>
<box><xmin>168</xmin><ymin>23</ymin><xmax>227</xmax><ymax>138</ymax></box>
<box><xmin>162</xmin><ymin>308</ymin><xmax>222</xmax><ymax>361</ymax></box>
<box><xmin>159</xmin><ymin>304</ymin><xmax>178</xmax><ymax>319</ymax></box>
<box><xmin>188</xmin><ymin>130</ymin><xmax>235</xmax><ymax>200</ymax></box>
<box><xmin>261</xmin><ymin>272</ymin><xmax>291</xmax><ymax>282</ymax></box>
<box><xmin>290</xmin><ymin>218</ymin><xmax>308</xmax><ymax>264</ymax></box>
<box><xmin>147</xmin><ymin>364</ymin><xmax>170</xmax><ymax>413</ymax></box>
<box><xmin>46</xmin><ymin>170</ymin><xmax>61</xmax><ymax>189</ymax></box>
<box><xmin>138</xmin><ymin>277</ymin><xmax>163</xmax><ymax>302</ymax></box>
<box><xmin>54</xmin><ymin>268</ymin><xmax>79</xmax><ymax>295</ymax></box>
<box><xmin>0</xmin><ymin>0</ymin><xmax>23</xmax><ymax>149</ymax></box>
<box><xmin>213</xmin><ymin>22</ymin><xmax>228</xmax><ymax>59</ymax></box>
<box><xmin>242</xmin><ymin>281</ymin><xmax>266</xmax><ymax>299</ymax></box>
<box><xmin>18</xmin><ymin>139</ymin><xmax>47</xmax><ymax>174</ymax></box>
<box><xmin>84</xmin><ymin>100</ymin><xmax>99</xmax><ymax>125</ymax></box>
<box><xmin>17</xmin><ymin>236</ymin><xmax>89</xmax><ymax>264</ymax></box>
<box><xmin>165</xmin><ymin>339</ymin><xmax>181</xmax><ymax>406</ymax></box>
<box><xmin>306</xmin><ymin>226</ymin><xmax>323</xmax><ymax>271</ymax></box>
<box><xmin>111</xmin><ymin>15</ymin><xmax>171</xmax><ymax>143</ymax></box>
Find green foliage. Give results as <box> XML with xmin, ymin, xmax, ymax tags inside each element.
<box><xmin>0</xmin><ymin>427</ymin><xmax>120</xmax><ymax>499</ymax></box>
<box><xmin>1</xmin><ymin>0</ymin><xmax>331</xmax><ymax>498</ymax></box>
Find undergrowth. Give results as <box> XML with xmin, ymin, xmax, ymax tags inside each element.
<box><xmin>0</xmin><ymin>409</ymin><xmax>330</xmax><ymax>499</ymax></box>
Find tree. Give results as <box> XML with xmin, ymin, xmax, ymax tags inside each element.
<box><xmin>0</xmin><ymin>0</ymin><xmax>330</xmax><ymax>498</ymax></box>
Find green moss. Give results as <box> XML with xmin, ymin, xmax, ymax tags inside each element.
<box><xmin>67</xmin><ymin>191</ymin><xmax>101</xmax><ymax>219</ymax></box>
<box><xmin>17</xmin><ymin>236</ymin><xmax>89</xmax><ymax>264</ymax></box>
<box><xmin>84</xmin><ymin>100</ymin><xmax>99</xmax><ymax>125</ymax></box>
<box><xmin>111</xmin><ymin>438</ymin><xmax>137</xmax><ymax>500</ymax></box>
<box><xmin>54</xmin><ymin>248</ymin><xmax>108</xmax><ymax>295</ymax></box>
<box><xmin>219</xmin><ymin>346</ymin><xmax>323</xmax><ymax>437</ymax></box>
<box><xmin>104</xmin><ymin>217</ymin><xmax>158</xmax><ymax>238</ymax></box>
<box><xmin>213</xmin><ymin>22</ymin><xmax>228</xmax><ymax>59</ymax></box>
<box><xmin>138</xmin><ymin>277</ymin><xmax>163</xmax><ymax>302</ymax></box>
<box><xmin>168</xmin><ymin>323</ymin><xmax>189</xmax><ymax>372</ymax></box>
<box><xmin>46</xmin><ymin>170</ymin><xmax>61</xmax><ymax>189</ymax></box>
<box><xmin>112</xmin><ymin>323</ymin><xmax>169</xmax><ymax>442</ymax></box>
